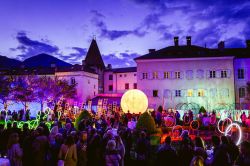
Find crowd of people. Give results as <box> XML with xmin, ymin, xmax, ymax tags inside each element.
<box><xmin>0</xmin><ymin>107</ymin><xmax>249</xmax><ymax>166</ymax></box>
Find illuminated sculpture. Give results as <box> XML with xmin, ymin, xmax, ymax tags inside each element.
<box><xmin>121</xmin><ymin>89</ymin><xmax>148</xmax><ymax>114</ymax></box>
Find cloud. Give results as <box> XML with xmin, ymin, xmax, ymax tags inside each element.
<box><xmin>11</xmin><ymin>31</ymin><xmax>59</xmax><ymax>60</ymax></box>
<box><xmin>102</xmin><ymin>52</ymin><xmax>139</xmax><ymax>67</ymax></box>
<box><xmin>91</xmin><ymin>10</ymin><xmax>146</xmax><ymax>40</ymax></box>
<box><xmin>59</xmin><ymin>47</ymin><xmax>87</xmax><ymax>64</ymax></box>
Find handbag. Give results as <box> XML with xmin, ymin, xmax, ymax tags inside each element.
<box><xmin>58</xmin><ymin>146</ymin><xmax>70</xmax><ymax>166</ymax></box>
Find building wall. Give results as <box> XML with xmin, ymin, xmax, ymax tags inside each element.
<box><xmin>104</xmin><ymin>71</ymin><xmax>137</xmax><ymax>94</ymax></box>
<box><xmin>55</xmin><ymin>71</ymin><xmax>98</xmax><ymax>103</ymax></box>
<box><xmin>136</xmin><ymin>57</ymin><xmax>235</xmax><ymax>111</ymax></box>
<box><xmin>234</xmin><ymin>58</ymin><xmax>250</xmax><ymax>109</ymax></box>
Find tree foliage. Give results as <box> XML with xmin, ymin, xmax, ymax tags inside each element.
<box><xmin>199</xmin><ymin>106</ymin><xmax>207</xmax><ymax>113</ymax></box>
<box><xmin>136</xmin><ymin>111</ymin><xmax>156</xmax><ymax>133</ymax></box>
<box><xmin>0</xmin><ymin>76</ymin><xmax>13</xmax><ymax>110</ymax></box>
<box><xmin>75</xmin><ymin>110</ymin><xmax>92</xmax><ymax>130</ymax></box>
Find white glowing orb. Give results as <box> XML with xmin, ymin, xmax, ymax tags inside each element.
<box><xmin>121</xmin><ymin>89</ymin><xmax>148</xmax><ymax>114</ymax></box>
<box><xmin>224</xmin><ymin>123</ymin><xmax>242</xmax><ymax>146</ymax></box>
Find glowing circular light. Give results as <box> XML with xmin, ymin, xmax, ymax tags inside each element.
<box><xmin>121</xmin><ymin>89</ymin><xmax>148</xmax><ymax>114</ymax></box>
<box><xmin>190</xmin><ymin>120</ymin><xmax>200</xmax><ymax>130</ymax></box>
<box><xmin>217</xmin><ymin>118</ymin><xmax>232</xmax><ymax>134</ymax></box>
<box><xmin>224</xmin><ymin>123</ymin><xmax>242</xmax><ymax>146</ymax></box>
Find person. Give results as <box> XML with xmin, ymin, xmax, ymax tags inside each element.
<box><xmin>135</xmin><ymin>131</ymin><xmax>150</xmax><ymax>166</ymax></box>
<box><xmin>241</xmin><ymin>112</ymin><xmax>247</xmax><ymax>126</ymax></box>
<box><xmin>178</xmin><ymin>137</ymin><xmax>194</xmax><ymax>166</ymax></box>
<box><xmin>211</xmin><ymin>135</ymin><xmax>230</xmax><ymax>166</ymax></box>
<box><xmin>156</xmin><ymin>106</ymin><xmax>163</xmax><ymax>127</ymax></box>
<box><xmin>32</xmin><ymin>127</ymin><xmax>49</xmax><ymax>166</ymax></box>
<box><xmin>236</xmin><ymin>141</ymin><xmax>250</xmax><ymax>166</ymax></box>
<box><xmin>190</xmin><ymin>155</ymin><xmax>204</xmax><ymax>166</ymax></box>
<box><xmin>76</xmin><ymin>131</ymin><xmax>88</xmax><ymax>166</ymax></box>
<box><xmin>156</xmin><ymin>136</ymin><xmax>178</xmax><ymax>166</ymax></box>
<box><xmin>115</xmin><ymin>135</ymin><xmax>125</xmax><ymax>166</ymax></box>
<box><xmin>7</xmin><ymin>133</ymin><xmax>23</xmax><ymax>166</ymax></box>
<box><xmin>105</xmin><ymin>140</ymin><xmax>121</xmax><ymax>166</ymax></box>
<box><xmin>50</xmin><ymin>133</ymin><xmax>63</xmax><ymax>166</ymax></box>
<box><xmin>194</xmin><ymin>137</ymin><xmax>207</xmax><ymax>161</ymax></box>
<box><xmin>58</xmin><ymin>135</ymin><xmax>77</xmax><ymax>166</ymax></box>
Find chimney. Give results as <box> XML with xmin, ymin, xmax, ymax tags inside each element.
<box><xmin>218</xmin><ymin>41</ymin><xmax>225</xmax><ymax>50</ymax></box>
<box><xmin>186</xmin><ymin>36</ymin><xmax>191</xmax><ymax>46</ymax></box>
<box><xmin>107</xmin><ymin>64</ymin><xmax>112</xmax><ymax>69</ymax></box>
<box><xmin>148</xmin><ymin>49</ymin><xmax>156</xmax><ymax>53</ymax></box>
<box><xmin>246</xmin><ymin>40</ymin><xmax>250</xmax><ymax>48</ymax></box>
<box><xmin>174</xmin><ymin>36</ymin><xmax>179</xmax><ymax>46</ymax></box>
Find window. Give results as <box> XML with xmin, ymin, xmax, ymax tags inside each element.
<box><xmin>142</xmin><ymin>73</ymin><xmax>148</xmax><ymax>79</ymax></box>
<box><xmin>164</xmin><ymin>72</ymin><xmax>170</xmax><ymax>79</ymax></box>
<box><xmin>238</xmin><ymin>69</ymin><xmax>245</xmax><ymax>79</ymax></box>
<box><xmin>153</xmin><ymin>90</ymin><xmax>158</xmax><ymax>97</ymax></box>
<box><xmin>175</xmin><ymin>71</ymin><xmax>181</xmax><ymax>79</ymax></box>
<box><xmin>120</xmin><ymin>74</ymin><xmax>122</xmax><ymax>77</ymax></box>
<box><xmin>108</xmin><ymin>85</ymin><xmax>113</xmax><ymax>91</ymax></box>
<box><xmin>221</xmin><ymin>70</ymin><xmax>227</xmax><ymax>78</ymax></box>
<box><xmin>210</xmin><ymin>88</ymin><xmax>217</xmax><ymax>97</ymax></box>
<box><xmin>125</xmin><ymin>83</ymin><xmax>129</xmax><ymax>90</ymax></box>
<box><xmin>187</xmin><ymin>89</ymin><xmax>193</xmax><ymax>97</ymax></box>
<box><xmin>133</xmin><ymin>83</ymin><xmax>137</xmax><ymax>89</ymax></box>
<box><xmin>153</xmin><ymin>72</ymin><xmax>158</xmax><ymax>79</ymax></box>
<box><xmin>88</xmin><ymin>80</ymin><xmax>90</xmax><ymax>84</ymax></box>
<box><xmin>109</xmin><ymin>74</ymin><xmax>113</xmax><ymax>80</ymax></box>
<box><xmin>94</xmin><ymin>85</ymin><xmax>96</xmax><ymax>89</ymax></box>
<box><xmin>124</xmin><ymin>74</ymin><xmax>127</xmax><ymax>77</ymax></box>
<box><xmin>221</xmin><ymin>88</ymin><xmax>229</xmax><ymax>97</ymax></box>
<box><xmin>239</xmin><ymin>87</ymin><xmax>246</xmax><ymax>98</ymax></box>
<box><xmin>209</xmin><ymin>70</ymin><xmax>216</xmax><ymax>78</ymax></box>
<box><xmin>134</xmin><ymin>74</ymin><xmax>136</xmax><ymax>77</ymax></box>
<box><xmin>71</xmin><ymin>77</ymin><xmax>76</xmax><ymax>85</ymax></box>
<box><xmin>198</xmin><ymin>89</ymin><xmax>205</xmax><ymax>97</ymax></box>
<box><xmin>175</xmin><ymin>90</ymin><xmax>181</xmax><ymax>97</ymax></box>
<box><xmin>186</xmin><ymin>70</ymin><xmax>193</xmax><ymax>80</ymax></box>
<box><xmin>197</xmin><ymin>70</ymin><xmax>204</xmax><ymax>79</ymax></box>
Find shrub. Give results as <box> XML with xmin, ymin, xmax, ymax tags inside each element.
<box><xmin>136</xmin><ymin>111</ymin><xmax>156</xmax><ymax>133</ymax></box>
<box><xmin>75</xmin><ymin>110</ymin><xmax>92</xmax><ymax>130</ymax></box>
<box><xmin>199</xmin><ymin>106</ymin><xmax>206</xmax><ymax>114</ymax></box>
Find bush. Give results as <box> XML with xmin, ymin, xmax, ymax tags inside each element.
<box><xmin>199</xmin><ymin>106</ymin><xmax>206</xmax><ymax>114</ymax></box>
<box><xmin>136</xmin><ymin>111</ymin><xmax>156</xmax><ymax>133</ymax></box>
<box><xmin>75</xmin><ymin>110</ymin><xmax>92</xmax><ymax>130</ymax></box>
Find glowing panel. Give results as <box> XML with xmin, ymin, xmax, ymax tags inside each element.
<box><xmin>121</xmin><ymin>89</ymin><xmax>148</xmax><ymax>114</ymax></box>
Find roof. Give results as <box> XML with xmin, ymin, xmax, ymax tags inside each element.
<box><xmin>105</xmin><ymin>67</ymin><xmax>137</xmax><ymax>73</ymax></box>
<box><xmin>84</xmin><ymin>39</ymin><xmax>105</xmax><ymax>69</ymax></box>
<box><xmin>56</xmin><ymin>65</ymin><xmax>97</xmax><ymax>74</ymax></box>
<box><xmin>134</xmin><ymin>45</ymin><xmax>250</xmax><ymax>60</ymax></box>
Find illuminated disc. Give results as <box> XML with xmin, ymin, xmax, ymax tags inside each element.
<box><xmin>121</xmin><ymin>89</ymin><xmax>148</xmax><ymax>114</ymax></box>
<box><xmin>190</xmin><ymin>120</ymin><xmax>200</xmax><ymax>130</ymax></box>
<box><xmin>224</xmin><ymin>123</ymin><xmax>242</xmax><ymax>146</ymax></box>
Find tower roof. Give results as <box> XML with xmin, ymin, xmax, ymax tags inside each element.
<box><xmin>84</xmin><ymin>39</ymin><xmax>105</xmax><ymax>69</ymax></box>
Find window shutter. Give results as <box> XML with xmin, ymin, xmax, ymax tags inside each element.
<box><xmin>171</xmin><ymin>71</ymin><xmax>175</xmax><ymax>79</ymax></box>
<box><xmin>172</xmin><ymin>90</ymin><xmax>176</xmax><ymax>98</ymax></box>
<box><xmin>193</xmin><ymin>89</ymin><xmax>198</xmax><ymax>97</ymax></box>
<box><xmin>206</xmin><ymin>70</ymin><xmax>210</xmax><ymax>78</ymax></box>
<box><xmin>181</xmin><ymin>89</ymin><xmax>186</xmax><ymax>97</ymax></box>
<box><xmin>139</xmin><ymin>72</ymin><xmax>143</xmax><ymax>80</ymax></box>
<box><xmin>227</xmin><ymin>69</ymin><xmax>231</xmax><ymax>78</ymax></box>
<box><xmin>216</xmin><ymin>70</ymin><xmax>221</xmax><ymax>78</ymax></box>
<box><xmin>148</xmin><ymin>72</ymin><xmax>153</xmax><ymax>80</ymax></box>
<box><xmin>180</xmin><ymin>71</ymin><xmax>184</xmax><ymax>79</ymax></box>
<box><xmin>158</xmin><ymin>71</ymin><xmax>164</xmax><ymax>80</ymax></box>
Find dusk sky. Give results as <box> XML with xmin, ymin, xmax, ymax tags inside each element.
<box><xmin>0</xmin><ymin>0</ymin><xmax>250</xmax><ymax>67</ymax></box>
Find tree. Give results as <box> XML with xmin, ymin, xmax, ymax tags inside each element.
<box><xmin>12</xmin><ymin>76</ymin><xmax>37</xmax><ymax>112</ymax></box>
<box><xmin>0</xmin><ymin>76</ymin><xmax>13</xmax><ymax>110</ymax></box>
<box><xmin>34</xmin><ymin>76</ymin><xmax>55</xmax><ymax>111</ymax></box>
<box><xmin>136</xmin><ymin>111</ymin><xmax>156</xmax><ymax>133</ymax></box>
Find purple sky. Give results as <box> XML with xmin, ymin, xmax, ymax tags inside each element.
<box><xmin>0</xmin><ymin>0</ymin><xmax>250</xmax><ymax>67</ymax></box>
